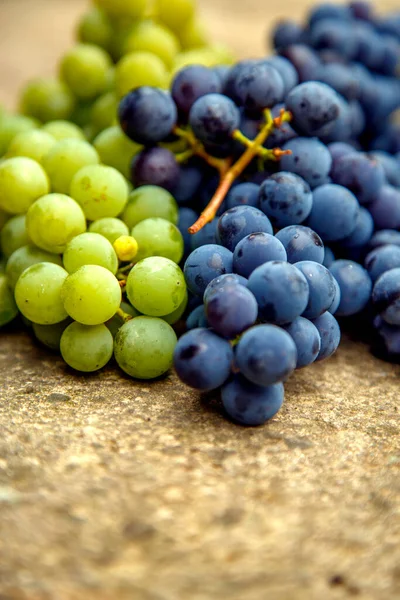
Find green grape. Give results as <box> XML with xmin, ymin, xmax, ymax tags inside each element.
<box><xmin>90</xmin><ymin>92</ymin><xmax>117</xmax><ymax>133</ymax></box>
<box><xmin>59</xmin><ymin>44</ymin><xmax>112</xmax><ymax>100</ymax></box>
<box><xmin>0</xmin><ymin>274</ymin><xmax>18</xmax><ymax>327</ymax></box>
<box><xmin>94</xmin><ymin>0</ymin><xmax>147</xmax><ymax>19</ymax></box>
<box><xmin>124</xmin><ymin>21</ymin><xmax>180</xmax><ymax>69</ymax></box>
<box><xmin>60</xmin><ymin>321</ymin><xmax>113</xmax><ymax>372</ymax></box>
<box><xmin>63</xmin><ymin>232</ymin><xmax>118</xmax><ymax>274</ymax></box>
<box><xmin>0</xmin><ymin>115</ymin><xmax>40</xmax><ymax>157</ymax></box>
<box><xmin>0</xmin><ymin>209</ymin><xmax>9</xmax><ymax>232</ymax></box>
<box><xmin>93</xmin><ymin>126</ymin><xmax>141</xmax><ymax>179</ymax></box>
<box><xmin>6</xmin><ymin>129</ymin><xmax>56</xmax><ymax>164</ymax></box>
<box><xmin>0</xmin><ymin>215</ymin><xmax>30</xmax><ymax>258</ymax></box>
<box><xmin>114</xmin><ymin>316</ymin><xmax>177</xmax><ymax>379</ymax></box>
<box><xmin>42</xmin><ymin>120</ymin><xmax>86</xmax><ymax>141</ymax></box>
<box><xmin>6</xmin><ymin>245</ymin><xmax>62</xmax><ymax>290</ymax></box>
<box><xmin>0</xmin><ymin>257</ymin><xmax>6</xmax><ymax>274</ymax></box>
<box><xmin>70</xmin><ymin>101</ymin><xmax>93</xmax><ymax>129</ymax></box>
<box><xmin>77</xmin><ymin>7</ymin><xmax>113</xmax><ymax>51</ymax></box>
<box><xmin>131</xmin><ymin>218</ymin><xmax>184</xmax><ymax>263</ymax></box>
<box><xmin>0</xmin><ymin>157</ymin><xmax>50</xmax><ymax>215</ymax></box>
<box><xmin>126</xmin><ymin>256</ymin><xmax>186</xmax><ymax>316</ymax></box>
<box><xmin>26</xmin><ymin>194</ymin><xmax>87</xmax><ymax>254</ymax></box>
<box><xmin>15</xmin><ymin>262</ymin><xmax>68</xmax><ymax>324</ymax></box>
<box><xmin>179</xmin><ymin>19</ymin><xmax>208</xmax><ymax>49</ymax></box>
<box><xmin>33</xmin><ymin>318</ymin><xmax>72</xmax><ymax>351</ymax></box>
<box><xmin>19</xmin><ymin>78</ymin><xmax>75</xmax><ymax>123</ymax></box>
<box><xmin>61</xmin><ymin>264</ymin><xmax>121</xmax><ymax>325</ymax></box>
<box><xmin>162</xmin><ymin>290</ymin><xmax>188</xmax><ymax>324</ymax></box>
<box><xmin>115</xmin><ymin>52</ymin><xmax>169</xmax><ymax>98</ymax></box>
<box><xmin>106</xmin><ymin>300</ymin><xmax>140</xmax><ymax>336</ymax></box>
<box><xmin>155</xmin><ymin>0</ymin><xmax>195</xmax><ymax>32</ymax></box>
<box><xmin>42</xmin><ymin>139</ymin><xmax>99</xmax><ymax>194</ymax></box>
<box><xmin>88</xmin><ymin>217</ymin><xmax>129</xmax><ymax>243</ymax></box>
<box><xmin>70</xmin><ymin>164</ymin><xmax>129</xmax><ymax>220</ymax></box>
<box><xmin>122</xmin><ymin>185</ymin><xmax>178</xmax><ymax>229</ymax></box>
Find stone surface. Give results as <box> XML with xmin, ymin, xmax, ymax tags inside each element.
<box><xmin>0</xmin><ymin>1</ymin><xmax>400</xmax><ymax>599</ymax></box>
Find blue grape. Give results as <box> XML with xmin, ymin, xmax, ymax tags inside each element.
<box><xmin>205</xmin><ymin>284</ymin><xmax>258</xmax><ymax>339</ymax></box>
<box><xmin>371</xmin><ymin>124</ymin><xmax>400</xmax><ymax>155</ymax></box>
<box><xmin>203</xmin><ymin>273</ymin><xmax>248</xmax><ymax>304</ymax></box>
<box><xmin>280</xmin><ymin>137</ymin><xmax>332</xmax><ymax>188</ymax></box>
<box><xmin>283</xmin><ymin>316</ymin><xmax>321</xmax><ymax>368</ymax></box>
<box><xmin>172</xmin><ymin>160</ymin><xmax>204</xmax><ymax>205</ymax></box>
<box><xmin>372</xmin><ymin>268</ymin><xmax>400</xmax><ymax>325</ymax></box>
<box><xmin>259</xmin><ymin>172</ymin><xmax>312</xmax><ymax>228</ymax></box>
<box><xmin>233</xmin><ymin>232</ymin><xmax>287</xmax><ymax>278</ymax></box>
<box><xmin>307</xmin><ymin>184</ymin><xmax>359</xmax><ymax>242</ymax></box>
<box><xmin>330</xmin><ymin>152</ymin><xmax>385</xmax><ymax>205</ymax></box>
<box><xmin>279</xmin><ymin>44</ymin><xmax>321</xmax><ymax>83</ymax></box>
<box><xmin>295</xmin><ymin>260</ymin><xmax>336</xmax><ymax>319</ymax></box>
<box><xmin>184</xmin><ymin>244</ymin><xmax>233</xmax><ymax>296</ymax></box>
<box><xmin>235</xmin><ymin>324</ymin><xmax>297</xmax><ymax>386</ymax></box>
<box><xmin>312</xmin><ymin>311</ymin><xmax>341</xmax><ymax>361</ymax></box>
<box><xmin>131</xmin><ymin>147</ymin><xmax>179</xmax><ymax>191</ymax></box>
<box><xmin>217</xmin><ymin>206</ymin><xmax>273</xmax><ymax>251</ymax></box>
<box><xmin>323</xmin><ymin>246</ymin><xmax>335</xmax><ymax>268</ymax></box>
<box><xmin>186</xmin><ymin>305</ymin><xmax>208</xmax><ymax>329</ymax></box>
<box><xmin>348</xmin><ymin>101</ymin><xmax>366</xmax><ymax>137</ymax></box>
<box><xmin>369</xmin><ymin>151</ymin><xmax>400</xmax><ymax>188</ymax></box>
<box><xmin>190</xmin><ymin>219</ymin><xmax>218</xmax><ymax>250</ymax></box>
<box><xmin>368</xmin><ymin>230</ymin><xmax>400</xmax><ymax>251</ymax></box>
<box><xmin>226</xmin><ymin>61</ymin><xmax>285</xmax><ymax>112</ymax></box>
<box><xmin>226</xmin><ymin>183</ymin><xmax>259</xmax><ymax>210</ymax></box>
<box><xmin>317</xmin><ymin>63</ymin><xmax>360</xmax><ymax>101</ymax></box>
<box><xmin>365</xmin><ymin>245</ymin><xmax>400</xmax><ymax>283</ymax></box>
<box><xmin>327</xmin><ymin>142</ymin><xmax>356</xmax><ymax>167</ymax></box>
<box><xmin>272</xmin><ymin>20</ymin><xmax>304</xmax><ymax>50</ymax></box>
<box><xmin>223</xmin><ymin>60</ymin><xmax>258</xmax><ymax>99</ymax></box>
<box><xmin>350</xmin><ymin>1</ymin><xmax>375</xmax><ymax>21</ymax></box>
<box><xmin>118</xmin><ymin>86</ymin><xmax>177</xmax><ymax>145</ymax></box>
<box><xmin>328</xmin><ymin>276</ymin><xmax>341</xmax><ymax>315</ymax></box>
<box><xmin>368</xmin><ymin>186</ymin><xmax>400</xmax><ymax>231</ymax></box>
<box><xmin>247</xmin><ymin>261</ymin><xmax>309</xmax><ymax>324</ymax></box>
<box><xmin>171</xmin><ymin>65</ymin><xmax>221</xmax><ymax>118</ymax></box>
<box><xmin>178</xmin><ymin>207</ymin><xmax>198</xmax><ymax>257</ymax></box>
<box><xmin>372</xmin><ymin>315</ymin><xmax>400</xmax><ymax>363</ymax></box>
<box><xmin>286</xmin><ymin>82</ymin><xmax>340</xmax><ymax>136</ymax></box>
<box><xmin>173</xmin><ymin>328</ymin><xmax>233</xmax><ymax>391</ymax></box>
<box><xmin>264</xmin><ymin>56</ymin><xmax>299</xmax><ymax>95</ymax></box>
<box><xmin>213</xmin><ymin>66</ymin><xmax>230</xmax><ymax>87</ymax></box>
<box><xmin>275</xmin><ymin>225</ymin><xmax>324</xmax><ymax>264</ymax></box>
<box><xmin>264</xmin><ymin>104</ymin><xmax>298</xmax><ymax>149</ymax></box>
<box><xmin>308</xmin><ymin>3</ymin><xmax>351</xmax><ymax>26</ymax></box>
<box><xmin>310</xmin><ymin>20</ymin><xmax>357</xmax><ymax>60</ymax></box>
<box><xmin>340</xmin><ymin>207</ymin><xmax>374</xmax><ymax>248</ymax></box>
<box><xmin>222</xmin><ymin>375</ymin><xmax>284</xmax><ymax>426</ymax></box>
<box><xmin>189</xmin><ymin>93</ymin><xmax>240</xmax><ymax>146</ymax></box>
<box><xmin>329</xmin><ymin>259</ymin><xmax>372</xmax><ymax>316</ymax></box>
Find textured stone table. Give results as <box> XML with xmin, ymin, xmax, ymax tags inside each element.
<box><xmin>1</xmin><ymin>1</ymin><xmax>400</xmax><ymax>599</ymax></box>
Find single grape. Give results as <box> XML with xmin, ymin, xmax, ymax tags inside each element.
<box><xmin>312</xmin><ymin>311</ymin><xmax>341</xmax><ymax>361</ymax></box>
<box><xmin>226</xmin><ymin>61</ymin><xmax>285</xmax><ymax>112</ymax></box>
<box><xmin>235</xmin><ymin>324</ymin><xmax>297</xmax><ymax>386</ymax></box>
<box><xmin>122</xmin><ymin>185</ymin><xmax>178</xmax><ymax>229</ymax></box>
<box><xmin>126</xmin><ymin>256</ymin><xmax>186</xmax><ymax>316</ymax></box>
<box><xmin>217</xmin><ymin>206</ymin><xmax>273</xmax><ymax>251</ymax></box>
<box><xmin>15</xmin><ymin>262</ymin><xmax>68</xmax><ymax>324</ymax></box>
<box><xmin>286</xmin><ymin>82</ymin><xmax>340</xmax><ymax>136</ymax></box>
<box><xmin>33</xmin><ymin>318</ymin><xmax>72</xmax><ymax>351</ymax></box>
<box><xmin>155</xmin><ymin>0</ymin><xmax>195</xmax><ymax>32</ymax></box>
<box><xmin>365</xmin><ymin>245</ymin><xmax>400</xmax><ymax>284</ymax></box>
<box><xmin>340</xmin><ymin>207</ymin><xmax>374</xmax><ymax>248</ymax></box>
<box><xmin>295</xmin><ymin>260</ymin><xmax>337</xmax><ymax>319</ymax></box>
<box><xmin>131</xmin><ymin>147</ymin><xmax>180</xmax><ymax>192</ymax></box>
<box><xmin>173</xmin><ymin>327</ymin><xmax>233</xmax><ymax>391</ymax></box>
<box><xmin>280</xmin><ymin>137</ymin><xmax>332</xmax><ymax>189</ymax></box>
<box><xmin>259</xmin><ymin>172</ymin><xmax>313</xmax><ymax>228</ymax></box>
<box><xmin>272</xmin><ymin>20</ymin><xmax>303</xmax><ymax>50</ymax></box>
<box><xmin>264</xmin><ymin>56</ymin><xmax>299</xmax><ymax>95</ymax></box>
<box><xmin>115</xmin><ymin>52</ymin><xmax>169</xmax><ymax>98</ymax></box>
<box><xmin>94</xmin><ymin>0</ymin><xmax>147</xmax><ymax>19</ymax></box>
<box><xmin>247</xmin><ymin>261</ymin><xmax>309</xmax><ymax>324</ymax></box>
<box><xmin>63</xmin><ymin>232</ymin><xmax>118</xmax><ymax>274</ymax></box>
<box><xmin>233</xmin><ymin>232</ymin><xmax>287</xmax><ymax>278</ymax></box>
<box><xmin>222</xmin><ymin>375</ymin><xmax>284</xmax><ymax>426</ymax></box>
<box><xmin>278</xmin><ymin>44</ymin><xmax>321</xmax><ymax>83</ymax></box>
<box><xmin>42</xmin><ymin>120</ymin><xmax>86</xmax><ymax>141</ymax></box>
<box><xmin>6</xmin><ymin>130</ymin><xmax>56</xmax><ymax>164</ymax></box>
<box><xmin>88</xmin><ymin>217</ymin><xmax>129</xmax><ymax>244</ymax></box>
<box><xmin>59</xmin><ymin>43</ymin><xmax>112</xmax><ymax>100</ymax></box>
<box><xmin>124</xmin><ymin>21</ymin><xmax>179</xmax><ymax>69</ymax></box>
<box><xmin>205</xmin><ymin>283</ymin><xmax>258</xmax><ymax>339</ymax></box>
<box><xmin>368</xmin><ymin>185</ymin><xmax>400</xmax><ymax>231</ymax></box>
<box><xmin>184</xmin><ymin>244</ymin><xmax>233</xmax><ymax>296</ymax></box>
<box><xmin>189</xmin><ymin>93</ymin><xmax>240</xmax><ymax>147</ymax></box>
<box><xmin>171</xmin><ymin>65</ymin><xmax>221</xmax><ymax>118</ymax></box>
<box><xmin>131</xmin><ymin>218</ymin><xmax>184</xmax><ymax>263</ymax></box>
<box><xmin>26</xmin><ymin>194</ymin><xmax>87</xmax><ymax>254</ymax></box>
<box><xmin>19</xmin><ymin>78</ymin><xmax>75</xmax><ymax>123</ymax></box>
<box><xmin>60</xmin><ymin>322</ymin><xmax>113</xmax><ymax>372</ymax></box>
<box><xmin>0</xmin><ymin>157</ymin><xmax>49</xmax><ymax>215</ymax></box>
<box><xmin>6</xmin><ymin>245</ymin><xmax>62</xmax><ymax>290</ymax></box>
<box><xmin>275</xmin><ymin>225</ymin><xmax>324</xmax><ymax>264</ymax></box>
<box><xmin>61</xmin><ymin>265</ymin><xmax>121</xmax><ymax>325</ymax></box>
<box><xmin>0</xmin><ymin>274</ymin><xmax>18</xmax><ymax>327</ymax></box>
<box><xmin>77</xmin><ymin>6</ymin><xmax>113</xmax><ymax>51</ymax></box>
<box><xmin>93</xmin><ymin>126</ymin><xmax>142</xmax><ymax>179</ymax></box>
<box><xmin>114</xmin><ymin>316</ymin><xmax>177</xmax><ymax>379</ymax></box>
<box><xmin>283</xmin><ymin>316</ymin><xmax>321</xmax><ymax>368</ymax></box>
<box><xmin>328</xmin><ymin>260</ymin><xmax>372</xmax><ymax>317</ymax></box>
<box><xmin>330</xmin><ymin>152</ymin><xmax>385</xmax><ymax>205</ymax></box>
<box><xmin>0</xmin><ymin>215</ymin><xmax>30</xmax><ymax>258</ymax></box>
<box><xmin>118</xmin><ymin>87</ymin><xmax>177</xmax><ymax>145</ymax></box>
<box><xmin>203</xmin><ymin>273</ymin><xmax>248</xmax><ymax>304</ymax></box>
<box><xmin>179</xmin><ymin>18</ymin><xmax>209</xmax><ymax>50</ymax></box>
<box><xmin>226</xmin><ymin>183</ymin><xmax>260</xmax><ymax>210</ymax></box>
<box><xmin>307</xmin><ymin>184</ymin><xmax>359</xmax><ymax>242</ymax></box>
<box><xmin>43</xmin><ymin>139</ymin><xmax>99</xmax><ymax>194</ymax></box>
<box><xmin>70</xmin><ymin>164</ymin><xmax>128</xmax><ymax>220</ymax></box>
<box><xmin>0</xmin><ymin>115</ymin><xmax>39</xmax><ymax>156</ymax></box>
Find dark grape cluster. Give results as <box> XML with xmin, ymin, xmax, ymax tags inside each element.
<box><xmin>117</xmin><ymin>1</ymin><xmax>400</xmax><ymax>426</ymax></box>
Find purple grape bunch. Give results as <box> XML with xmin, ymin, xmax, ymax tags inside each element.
<box><xmin>118</xmin><ymin>1</ymin><xmax>400</xmax><ymax>426</ymax></box>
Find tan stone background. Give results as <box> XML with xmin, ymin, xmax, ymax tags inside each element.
<box><xmin>0</xmin><ymin>1</ymin><xmax>400</xmax><ymax>599</ymax></box>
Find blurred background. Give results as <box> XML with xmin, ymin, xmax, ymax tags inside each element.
<box><xmin>0</xmin><ymin>0</ymin><xmax>398</xmax><ymax>106</ymax></box>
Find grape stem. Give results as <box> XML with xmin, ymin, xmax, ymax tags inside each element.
<box><xmin>173</xmin><ymin>126</ymin><xmax>231</xmax><ymax>175</ymax></box>
<box><xmin>187</xmin><ymin>109</ymin><xmax>293</xmax><ymax>234</ymax></box>
<box><xmin>116</xmin><ymin>308</ymin><xmax>133</xmax><ymax>322</ymax></box>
